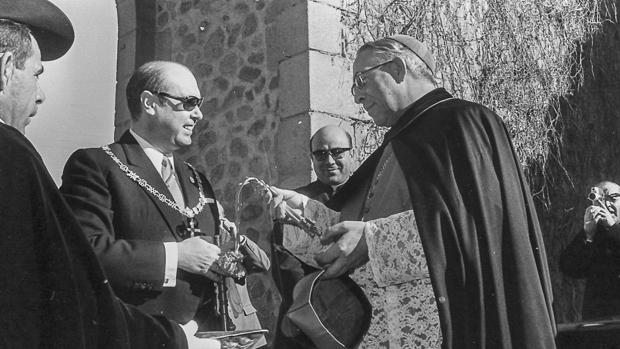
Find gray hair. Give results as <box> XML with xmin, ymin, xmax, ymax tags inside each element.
<box><xmin>0</xmin><ymin>19</ymin><xmax>33</xmax><ymax>70</ymax></box>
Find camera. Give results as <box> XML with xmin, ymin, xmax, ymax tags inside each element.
<box><xmin>588</xmin><ymin>187</ymin><xmax>605</xmax><ymax>204</ymax></box>
<box><xmin>588</xmin><ymin>186</ymin><xmax>618</xmax><ymax>217</ymax></box>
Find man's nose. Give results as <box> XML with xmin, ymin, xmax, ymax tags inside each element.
<box><xmin>37</xmin><ymin>84</ymin><xmax>46</xmax><ymax>104</ymax></box>
<box><xmin>191</xmin><ymin>106</ymin><xmax>203</xmax><ymax>121</ymax></box>
<box><xmin>325</xmin><ymin>153</ymin><xmax>337</xmax><ymax>164</ymax></box>
<box><xmin>352</xmin><ymin>87</ymin><xmax>363</xmax><ymax>104</ymax></box>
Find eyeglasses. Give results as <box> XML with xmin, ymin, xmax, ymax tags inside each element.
<box><xmin>350</xmin><ymin>60</ymin><xmax>392</xmax><ymax>95</ymax></box>
<box><xmin>311</xmin><ymin>148</ymin><xmax>351</xmax><ymax>161</ymax></box>
<box><xmin>153</xmin><ymin>91</ymin><xmax>204</xmax><ymax>111</ymax></box>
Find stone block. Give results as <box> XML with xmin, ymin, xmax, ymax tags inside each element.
<box><xmin>275</xmin><ymin>113</ymin><xmax>313</xmax><ymax>188</ymax></box>
<box><xmin>273</xmin><ymin>3</ymin><xmax>308</xmax><ymax>60</ymax></box>
<box><xmin>265</xmin><ymin>0</ymin><xmax>306</xmax><ymax>25</ymax></box>
<box><xmin>278</xmin><ymin>53</ymin><xmax>310</xmax><ymax>117</ymax></box>
<box><xmin>116</xmin><ymin>0</ymin><xmax>137</xmax><ymax>37</ymax></box>
<box><xmin>265</xmin><ymin>24</ymin><xmax>281</xmax><ymax>72</ymax></box>
<box><xmin>117</xmin><ymin>30</ymin><xmax>136</xmax><ymax>81</ymax></box>
<box><xmin>313</xmin><ymin>0</ymin><xmax>347</xmax><ymax>9</ymax></box>
<box><xmin>308</xmin><ymin>111</ymin><xmax>354</xmax><ymax>137</ymax></box>
<box><xmin>308</xmin><ymin>1</ymin><xmax>343</xmax><ymax>54</ymax></box>
<box><xmin>115</xmin><ymin>75</ymin><xmax>131</xmax><ymax>126</ymax></box>
<box><xmin>308</xmin><ymin>50</ymin><xmax>359</xmax><ymax>116</ymax></box>
<box><xmin>154</xmin><ymin>28</ymin><xmax>173</xmax><ymax>61</ymax></box>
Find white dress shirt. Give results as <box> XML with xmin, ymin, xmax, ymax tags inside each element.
<box><xmin>130</xmin><ymin>129</ymin><xmax>179</xmax><ymax>287</ymax></box>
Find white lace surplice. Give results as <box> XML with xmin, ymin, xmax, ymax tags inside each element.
<box><xmin>283</xmin><ymin>144</ymin><xmax>441</xmax><ymax>348</ymax></box>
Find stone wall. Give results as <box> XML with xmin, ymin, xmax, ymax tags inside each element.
<box><xmin>149</xmin><ymin>0</ymin><xmax>280</xmax><ymax>210</ymax></box>
<box><xmin>150</xmin><ymin>1</ymin><xmax>282</xmax><ymax>342</ymax></box>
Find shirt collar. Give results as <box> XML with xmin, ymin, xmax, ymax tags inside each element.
<box><xmin>129</xmin><ymin>129</ymin><xmax>175</xmax><ymax>173</ymax></box>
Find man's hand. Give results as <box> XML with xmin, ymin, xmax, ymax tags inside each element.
<box><xmin>267</xmin><ymin>186</ymin><xmax>307</xmax><ymax>220</ymax></box>
<box><xmin>178</xmin><ymin>237</ymin><xmax>221</xmax><ymax>280</ymax></box>
<box><xmin>180</xmin><ymin>320</ymin><xmax>221</xmax><ymax>349</ymax></box>
<box><xmin>584</xmin><ymin>205</ymin><xmax>619</xmax><ymax>239</ymax></box>
<box><xmin>315</xmin><ymin>221</ymin><xmax>369</xmax><ymax>279</ymax></box>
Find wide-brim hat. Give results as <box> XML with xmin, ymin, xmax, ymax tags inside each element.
<box><xmin>0</xmin><ymin>0</ymin><xmax>74</xmax><ymax>61</ymax></box>
<box><xmin>283</xmin><ymin>270</ymin><xmax>372</xmax><ymax>349</ymax></box>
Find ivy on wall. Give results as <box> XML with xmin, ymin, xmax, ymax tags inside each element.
<box><xmin>341</xmin><ymin>0</ymin><xmax>616</xmax><ymax>199</ymax></box>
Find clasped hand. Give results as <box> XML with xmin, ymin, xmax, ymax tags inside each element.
<box><xmin>177</xmin><ymin>237</ymin><xmax>221</xmax><ymax>281</ymax></box>
<box><xmin>584</xmin><ymin>204</ymin><xmax>619</xmax><ymax>239</ymax></box>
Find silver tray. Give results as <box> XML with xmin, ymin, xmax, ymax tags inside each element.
<box><xmin>195</xmin><ymin>329</ymin><xmax>268</xmax><ymax>349</ymax></box>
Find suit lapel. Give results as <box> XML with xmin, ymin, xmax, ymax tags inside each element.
<box><xmin>175</xmin><ymin>158</ymin><xmax>219</xmax><ymax>236</ymax></box>
<box><xmin>175</xmin><ymin>157</ymin><xmax>196</xmax><ymax>208</ymax></box>
<box><xmin>117</xmin><ymin>131</ymin><xmax>184</xmax><ymax>239</ymax></box>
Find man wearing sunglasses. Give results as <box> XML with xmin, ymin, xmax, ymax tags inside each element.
<box><xmin>271</xmin><ymin>35</ymin><xmax>555</xmax><ymax>348</ymax></box>
<box><xmin>60</xmin><ymin>61</ymin><xmax>267</xmax><ymax>334</ymax></box>
<box><xmin>561</xmin><ymin>181</ymin><xmax>620</xmax><ymax>319</ymax></box>
<box><xmin>306</xmin><ymin>125</ymin><xmax>354</xmax><ymax>200</ymax></box>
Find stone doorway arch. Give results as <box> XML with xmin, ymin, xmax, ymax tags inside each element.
<box><xmin>115</xmin><ymin>0</ymin><xmax>157</xmax><ymax>139</ymax></box>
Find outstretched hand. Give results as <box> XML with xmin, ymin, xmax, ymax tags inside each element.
<box><xmin>267</xmin><ymin>185</ymin><xmax>306</xmax><ymax>220</ymax></box>
<box><xmin>315</xmin><ymin>221</ymin><xmax>369</xmax><ymax>279</ymax></box>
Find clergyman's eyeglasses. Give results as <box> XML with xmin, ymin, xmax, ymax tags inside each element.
<box><xmin>350</xmin><ymin>60</ymin><xmax>392</xmax><ymax>95</ymax></box>
<box><xmin>311</xmin><ymin>148</ymin><xmax>351</xmax><ymax>161</ymax></box>
<box><xmin>153</xmin><ymin>91</ymin><xmax>204</xmax><ymax>111</ymax></box>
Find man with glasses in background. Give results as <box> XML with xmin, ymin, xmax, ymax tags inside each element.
<box><xmin>561</xmin><ymin>181</ymin><xmax>620</xmax><ymax>319</ymax></box>
<box><xmin>271</xmin><ymin>35</ymin><xmax>556</xmax><ymax>348</ymax></box>
<box><xmin>272</xmin><ymin>125</ymin><xmax>354</xmax><ymax>348</ymax></box>
<box><xmin>60</xmin><ymin>61</ymin><xmax>267</xmax><ymax>335</ymax></box>
<box><xmin>303</xmin><ymin>125</ymin><xmax>354</xmax><ymax>201</ymax></box>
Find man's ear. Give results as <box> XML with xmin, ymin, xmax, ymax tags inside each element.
<box><xmin>140</xmin><ymin>90</ymin><xmax>158</xmax><ymax>116</ymax></box>
<box><xmin>0</xmin><ymin>52</ymin><xmax>15</xmax><ymax>92</ymax></box>
<box><xmin>389</xmin><ymin>57</ymin><xmax>407</xmax><ymax>84</ymax></box>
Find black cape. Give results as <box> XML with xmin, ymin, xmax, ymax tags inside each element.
<box><xmin>330</xmin><ymin>88</ymin><xmax>556</xmax><ymax>348</ymax></box>
<box><xmin>0</xmin><ymin>123</ymin><xmax>187</xmax><ymax>348</ymax></box>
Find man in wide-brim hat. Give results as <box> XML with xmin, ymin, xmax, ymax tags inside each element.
<box><xmin>0</xmin><ymin>0</ymin><xmax>219</xmax><ymax>348</ymax></box>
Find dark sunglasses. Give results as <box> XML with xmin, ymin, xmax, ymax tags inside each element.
<box><xmin>153</xmin><ymin>91</ymin><xmax>204</xmax><ymax>111</ymax></box>
<box><xmin>311</xmin><ymin>148</ymin><xmax>351</xmax><ymax>161</ymax></box>
<box><xmin>350</xmin><ymin>60</ymin><xmax>392</xmax><ymax>95</ymax></box>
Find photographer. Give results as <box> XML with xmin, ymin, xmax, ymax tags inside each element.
<box><xmin>560</xmin><ymin>181</ymin><xmax>620</xmax><ymax>319</ymax></box>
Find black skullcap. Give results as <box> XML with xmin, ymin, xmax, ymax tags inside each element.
<box><xmin>388</xmin><ymin>34</ymin><xmax>436</xmax><ymax>74</ymax></box>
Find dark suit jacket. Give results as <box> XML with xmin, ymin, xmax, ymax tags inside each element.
<box><xmin>60</xmin><ymin>130</ymin><xmax>221</xmax><ymax>328</ymax></box>
<box><xmin>560</xmin><ymin>226</ymin><xmax>620</xmax><ymax>319</ymax></box>
<box><xmin>0</xmin><ymin>123</ymin><xmax>187</xmax><ymax>348</ymax></box>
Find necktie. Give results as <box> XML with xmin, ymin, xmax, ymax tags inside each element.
<box><xmin>161</xmin><ymin>156</ymin><xmax>185</xmax><ymax>208</ymax></box>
